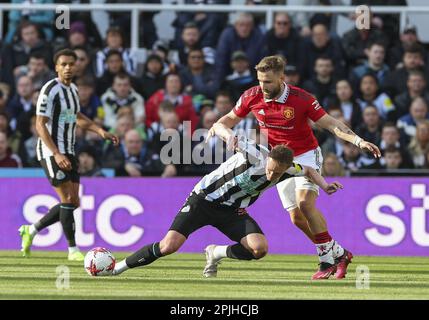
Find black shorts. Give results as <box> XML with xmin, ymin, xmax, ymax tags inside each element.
<box><xmin>40</xmin><ymin>154</ymin><xmax>80</xmax><ymax>187</ymax></box>
<box><xmin>169</xmin><ymin>192</ymin><xmax>264</xmax><ymax>242</ymax></box>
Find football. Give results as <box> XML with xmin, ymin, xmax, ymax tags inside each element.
<box><xmin>84</xmin><ymin>247</ymin><xmax>116</xmax><ymax>277</ymax></box>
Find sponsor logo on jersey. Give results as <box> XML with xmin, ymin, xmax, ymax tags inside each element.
<box><xmin>283</xmin><ymin>107</ymin><xmax>294</xmax><ymax>120</ymax></box>
<box><xmin>312</xmin><ymin>100</ymin><xmax>322</xmax><ymax>111</ymax></box>
<box><xmin>56</xmin><ymin>170</ymin><xmax>66</xmax><ymax>181</ymax></box>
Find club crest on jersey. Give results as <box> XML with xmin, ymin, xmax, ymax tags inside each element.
<box><xmin>283</xmin><ymin>107</ymin><xmax>294</xmax><ymax>120</ymax></box>
<box><xmin>56</xmin><ymin>170</ymin><xmax>66</xmax><ymax>180</ymax></box>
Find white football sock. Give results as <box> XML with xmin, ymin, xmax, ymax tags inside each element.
<box><xmin>316</xmin><ymin>240</ymin><xmax>335</xmax><ymax>265</ymax></box>
<box><xmin>114</xmin><ymin>259</ymin><xmax>129</xmax><ymax>275</ymax></box>
<box><xmin>212</xmin><ymin>245</ymin><xmax>228</xmax><ymax>260</ymax></box>
<box><xmin>68</xmin><ymin>246</ymin><xmax>79</xmax><ymax>254</ymax></box>
<box><xmin>29</xmin><ymin>225</ymin><xmax>38</xmax><ymax>237</ymax></box>
<box><xmin>332</xmin><ymin>240</ymin><xmax>345</xmax><ymax>259</ymax></box>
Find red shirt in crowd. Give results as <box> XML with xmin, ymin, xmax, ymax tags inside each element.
<box><xmin>233</xmin><ymin>84</ymin><xmax>326</xmax><ymax>156</ymax></box>
<box><xmin>145</xmin><ymin>90</ymin><xmax>199</xmax><ymax>132</ymax></box>
<box><xmin>0</xmin><ymin>151</ymin><xmax>21</xmax><ymax>168</ymax></box>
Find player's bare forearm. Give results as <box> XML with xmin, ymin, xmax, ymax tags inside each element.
<box><xmin>35</xmin><ymin>116</ymin><xmax>60</xmax><ymax>155</ymax></box>
<box><xmin>77</xmin><ymin>112</ymin><xmax>104</xmax><ymax>136</ymax></box>
<box><xmin>304</xmin><ymin>166</ymin><xmax>328</xmax><ymax>190</ymax></box>
<box><xmin>216</xmin><ymin>111</ymin><xmax>242</xmax><ymax>129</ymax></box>
<box><xmin>212</xmin><ymin>123</ymin><xmax>234</xmax><ymax>142</ymax></box>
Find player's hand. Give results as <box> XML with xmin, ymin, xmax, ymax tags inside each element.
<box><xmin>323</xmin><ymin>182</ymin><xmax>343</xmax><ymax>195</ymax></box>
<box><xmin>226</xmin><ymin>134</ymin><xmax>238</xmax><ymax>151</ymax></box>
<box><xmin>237</xmin><ymin>208</ymin><xmax>248</xmax><ymax>215</ymax></box>
<box><xmin>205</xmin><ymin>126</ymin><xmax>215</xmax><ymax>143</ymax></box>
<box><xmin>54</xmin><ymin>152</ymin><xmax>72</xmax><ymax>171</ymax></box>
<box><xmin>359</xmin><ymin>140</ymin><xmax>381</xmax><ymax>158</ymax></box>
<box><xmin>101</xmin><ymin>131</ymin><xmax>119</xmax><ymax>146</ymax></box>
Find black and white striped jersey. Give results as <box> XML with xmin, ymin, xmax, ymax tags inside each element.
<box><xmin>193</xmin><ymin>136</ymin><xmax>305</xmax><ymax>208</ymax></box>
<box><xmin>36</xmin><ymin>78</ymin><xmax>80</xmax><ymax>160</ymax></box>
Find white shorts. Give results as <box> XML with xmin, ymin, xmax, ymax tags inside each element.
<box><xmin>276</xmin><ymin>147</ymin><xmax>323</xmax><ymax>212</ymax></box>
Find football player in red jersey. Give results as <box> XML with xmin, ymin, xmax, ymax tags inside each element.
<box><xmin>207</xmin><ymin>56</ymin><xmax>381</xmax><ymax>279</ymax></box>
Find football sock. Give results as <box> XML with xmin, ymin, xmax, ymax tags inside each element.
<box><xmin>59</xmin><ymin>203</ymin><xmax>77</xmax><ymax>247</ymax></box>
<box><xmin>125</xmin><ymin>242</ymin><xmax>163</xmax><ymax>268</ymax></box>
<box><xmin>114</xmin><ymin>259</ymin><xmax>129</xmax><ymax>275</ymax></box>
<box><xmin>226</xmin><ymin>243</ymin><xmax>255</xmax><ymax>260</ymax></box>
<box><xmin>332</xmin><ymin>240</ymin><xmax>345</xmax><ymax>259</ymax></box>
<box><xmin>68</xmin><ymin>246</ymin><xmax>79</xmax><ymax>254</ymax></box>
<box><xmin>212</xmin><ymin>245</ymin><xmax>228</xmax><ymax>260</ymax></box>
<box><xmin>34</xmin><ymin>203</ymin><xmax>61</xmax><ymax>233</ymax></box>
<box><xmin>314</xmin><ymin>232</ymin><xmax>335</xmax><ymax>265</ymax></box>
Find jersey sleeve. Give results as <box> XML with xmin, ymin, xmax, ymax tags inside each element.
<box><xmin>307</xmin><ymin>95</ymin><xmax>327</xmax><ymax>122</ymax></box>
<box><xmin>232</xmin><ymin>95</ymin><xmax>251</xmax><ymax>118</ymax></box>
<box><xmin>36</xmin><ymin>86</ymin><xmax>54</xmax><ymax>119</ymax></box>
<box><xmin>285</xmin><ymin>162</ymin><xmax>305</xmax><ymax>177</ymax></box>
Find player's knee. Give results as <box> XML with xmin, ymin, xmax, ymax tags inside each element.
<box><xmin>297</xmin><ymin>199</ymin><xmax>315</xmax><ymax>215</ymax></box>
<box><xmin>251</xmin><ymin>245</ymin><xmax>268</xmax><ymax>259</ymax></box>
<box><xmin>160</xmin><ymin>240</ymin><xmax>181</xmax><ymax>255</ymax></box>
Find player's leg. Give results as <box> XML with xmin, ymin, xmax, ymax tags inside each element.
<box><xmin>295</xmin><ymin>188</ymin><xmax>352</xmax><ymax>279</ymax></box>
<box><xmin>276</xmin><ymin>178</ymin><xmax>315</xmax><ymax>242</ymax></box>
<box><xmin>204</xmin><ymin>212</ymin><xmax>267</xmax><ymax>277</ymax></box>
<box><xmin>113</xmin><ymin>192</ymin><xmax>208</xmax><ymax>276</ymax></box>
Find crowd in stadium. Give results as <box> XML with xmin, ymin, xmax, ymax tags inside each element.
<box><xmin>0</xmin><ymin>0</ymin><xmax>428</xmax><ymax>177</ymax></box>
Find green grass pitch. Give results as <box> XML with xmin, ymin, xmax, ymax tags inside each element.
<box><xmin>1</xmin><ymin>250</ymin><xmax>428</xmax><ymax>300</ymax></box>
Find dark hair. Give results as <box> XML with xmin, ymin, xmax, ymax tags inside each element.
<box><xmin>408</xmin><ymin>69</ymin><xmax>426</xmax><ymax>80</ymax></box>
<box><xmin>114</xmin><ymin>72</ymin><xmax>131</xmax><ymax>82</ymax></box>
<box><xmin>54</xmin><ymin>49</ymin><xmax>78</xmax><ymax>65</ymax></box>
<box><xmin>268</xmin><ymin>145</ymin><xmax>294</xmax><ymax>165</ymax></box>
<box><xmin>75</xmin><ymin>75</ymin><xmax>95</xmax><ymax>87</ymax></box>
<box><xmin>382</xmin><ymin>122</ymin><xmax>399</xmax><ymax>131</ymax></box>
<box><xmin>18</xmin><ymin>21</ymin><xmax>40</xmax><ymax>39</ymax></box>
<box><xmin>29</xmin><ymin>52</ymin><xmax>47</xmax><ymax>64</ymax></box>
<box><xmin>366</xmin><ymin>41</ymin><xmax>386</xmax><ymax>50</ymax></box>
<box><xmin>216</xmin><ymin>90</ymin><xmax>232</xmax><ymax>100</ymax></box>
<box><xmin>183</xmin><ymin>21</ymin><xmax>198</xmax><ymax>30</ymax></box>
<box><xmin>315</xmin><ymin>55</ymin><xmax>333</xmax><ymax>63</ymax></box>
<box><xmin>360</xmin><ymin>72</ymin><xmax>379</xmax><ymax>86</ymax></box>
<box><xmin>404</xmin><ymin>43</ymin><xmax>424</xmax><ymax>57</ymax></box>
<box><xmin>106</xmin><ymin>49</ymin><xmax>123</xmax><ymax>61</ymax></box>
<box><xmin>385</xmin><ymin>146</ymin><xmax>401</xmax><ymax>155</ymax></box>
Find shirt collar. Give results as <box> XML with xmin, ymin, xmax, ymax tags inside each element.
<box><xmin>264</xmin><ymin>82</ymin><xmax>289</xmax><ymax>103</ymax></box>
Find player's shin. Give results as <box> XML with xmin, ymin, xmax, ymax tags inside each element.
<box><xmin>59</xmin><ymin>203</ymin><xmax>77</xmax><ymax>249</ymax></box>
<box><xmin>226</xmin><ymin>243</ymin><xmax>255</xmax><ymax>260</ymax></box>
<box><xmin>33</xmin><ymin>203</ymin><xmax>61</xmax><ymax>235</ymax></box>
<box><xmin>123</xmin><ymin>242</ymin><xmax>163</xmax><ymax>270</ymax></box>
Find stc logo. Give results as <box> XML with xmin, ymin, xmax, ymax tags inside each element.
<box><xmin>365</xmin><ymin>184</ymin><xmax>429</xmax><ymax>247</ymax></box>
<box><xmin>23</xmin><ymin>186</ymin><xmax>144</xmax><ymax>247</ymax></box>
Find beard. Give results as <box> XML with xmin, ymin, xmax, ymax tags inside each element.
<box><xmin>263</xmin><ymin>85</ymin><xmax>282</xmax><ymax>100</ymax></box>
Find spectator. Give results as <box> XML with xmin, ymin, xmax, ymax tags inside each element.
<box><xmin>379</xmin><ymin>146</ymin><xmax>406</xmax><ymax>170</ymax></box>
<box><xmin>172</xmin><ymin>0</ymin><xmax>229</xmax><ymax>50</ymax></box>
<box><xmin>1</xmin><ymin>21</ymin><xmax>53</xmax><ymax>90</ymax></box>
<box><xmin>0</xmin><ymin>87</ymin><xmax>9</xmax><ymax>114</ymax></box>
<box><xmin>4</xmin><ymin>0</ymin><xmax>55</xmax><ymax>44</ymax></box>
<box><xmin>145</xmin><ymin>73</ymin><xmax>199</xmax><ymax>132</ymax></box>
<box><xmin>394</xmin><ymin>70</ymin><xmax>429</xmax><ymax>119</ymax></box>
<box><xmin>95</xmin><ymin>26</ymin><xmax>136</xmax><ymax>77</ymax></box>
<box><xmin>140</xmin><ymin>54</ymin><xmax>166</xmax><ymax>100</ymax></box>
<box><xmin>341</xmin><ymin>12</ymin><xmax>388</xmax><ymax>67</ymax></box>
<box><xmin>388</xmin><ymin>25</ymin><xmax>428</xmax><ymax>70</ymax></box>
<box><xmin>66</xmin><ymin>21</ymin><xmax>90</xmax><ymax>50</ymax></box>
<box><xmin>14</xmin><ymin>52</ymin><xmax>56</xmax><ymax>91</ymax></box>
<box><xmin>174</xmin><ymin>21</ymin><xmax>216</xmax><ymax>67</ymax></box>
<box><xmin>357</xmin><ymin>73</ymin><xmax>396</xmax><ymax>122</ymax></box>
<box><xmin>350</xmin><ymin>42</ymin><xmax>390</xmax><ymax>90</ymax></box>
<box><xmin>78</xmin><ymin>146</ymin><xmax>105</xmax><ymax>177</ymax></box>
<box><xmin>73</xmin><ymin>46</ymin><xmax>96</xmax><ymax>83</ymax></box>
<box><xmin>326</xmin><ymin>79</ymin><xmax>361</xmax><ymax>130</ymax></box>
<box><xmin>384</xmin><ymin>43</ymin><xmax>426</xmax><ymax>98</ymax></box>
<box><xmin>103</xmin><ymin>129</ymin><xmax>165</xmax><ymax>177</ymax></box>
<box><xmin>215</xmin><ymin>12</ymin><xmax>266</xmax><ymax>84</ymax></box>
<box><xmin>264</xmin><ymin>12</ymin><xmax>303</xmax><ymax>72</ymax></box>
<box><xmin>301</xmin><ymin>23</ymin><xmax>345</xmax><ymax>81</ymax></box>
<box><xmin>0</xmin><ymin>131</ymin><xmax>21</xmax><ymax>168</ymax></box>
<box><xmin>179</xmin><ymin>48</ymin><xmax>217</xmax><ymax>100</ymax></box>
<box><xmin>101</xmin><ymin>73</ymin><xmax>145</xmax><ymax>129</ymax></box>
<box><xmin>355</xmin><ymin>105</ymin><xmax>382</xmax><ymax>146</ymax></box>
<box><xmin>0</xmin><ymin>112</ymin><xmax>22</xmax><ymax>155</ymax></box>
<box><xmin>6</xmin><ymin>76</ymin><xmax>35</xmax><ymax>134</ymax></box>
<box><xmin>379</xmin><ymin>122</ymin><xmax>414</xmax><ymax>169</ymax></box>
<box><xmin>213</xmin><ymin>91</ymin><xmax>234</xmax><ymax>117</ymax></box>
<box><xmin>19</xmin><ymin>115</ymin><xmax>39</xmax><ymax>167</ymax></box>
<box><xmin>221</xmin><ymin>51</ymin><xmax>258</xmax><ymax>103</ymax></box>
<box><xmin>302</xmin><ymin>55</ymin><xmax>336</xmax><ymax>106</ymax></box>
<box><xmin>96</xmin><ymin>50</ymin><xmax>141</xmax><ymax>97</ymax></box>
<box><xmin>284</xmin><ymin>65</ymin><xmax>302</xmax><ymax>87</ymax></box>
<box><xmin>338</xmin><ymin>141</ymin><xmax>369</xmax><ymax>174</ymax></box>
<box><xmin>76</xmin><ymin>76</ymin><xmax>102</xmax><ymax>121</ymax></box>
<box><xmin>151</xmin><ymin>40</ymin><xmax>177</xmax><ymax>75</ymax></box>
<box><xmin>322</xmin><ymin>153</ymin><xmax>345</xmax><ymax>177</ymax></box>
<box><xmin>397</xmin><ymin>96</ymin><xmax>429</xmax><ymax>144</ymax></box>
<box><xmin>320</xmin><ymin>107</ymin><xmax>347</xmax><ymax>157</ymax></box>
<box><xmin>408</xmin><ymin>120</ymin><xmax>429</xmax><ymax>168</ymax></box>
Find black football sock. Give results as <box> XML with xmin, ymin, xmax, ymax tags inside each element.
<box><xmin>226</xmin><ymin>243</ymin><xmax>255</xmax><ymax>260</ymax></box>
<box><xmin>125</xmin><ymin>242</ymin><xmax>163</xmax><ymax>268</ymax></box>
<box><xmin>59</xmin><ymin>203</ymin><xmax>77</xmax><ymax>247</ymax></box>
<box><xmin>34</xmin><ymin>204</ymin><xmax>61</xmax><ymax>231</ymax></box>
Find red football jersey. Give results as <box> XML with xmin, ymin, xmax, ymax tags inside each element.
<box><xmin>233</xmin><ymin>84</ymin><xmax>326</xmax><ymax>156</ymax></box>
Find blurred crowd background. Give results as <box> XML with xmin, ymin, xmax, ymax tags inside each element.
<box><xmin>1</xmin><ymin>0</ymin><xmax>428</xmax><ymax>178</ymax></box>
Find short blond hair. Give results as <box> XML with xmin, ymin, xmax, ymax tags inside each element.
<box><xmin>255</xmin><ymin>55</ymin><xmax>286</xmax><ymax>74</ymax></box>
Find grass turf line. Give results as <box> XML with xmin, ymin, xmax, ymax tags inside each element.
<box><xmin>0</xmin><ymin>250</ymin><xmax>428</xmax><ymax>300</ymax></box>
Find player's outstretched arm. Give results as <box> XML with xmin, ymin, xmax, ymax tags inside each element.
<box><xmin>303</xmin><ymin>166</ymin><xmax>343</xmax><ymax>195</ymax></box>
<box><xmin>206</xmin><ymin>110</ymin><xmax>243</xmax><ymax>143</ymax></box>
<box><xmin>315</xmin><ymin>114</ymin><xmax>381</xmax><ymax>158</ymax></box>
<box><xmin>76</xmin><ymin>112</ymin><xmax>119</xmax><ymax>146</ymax></box>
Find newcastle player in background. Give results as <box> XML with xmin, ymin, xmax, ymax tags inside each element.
<box><xmin>19</xmin><ymin>49</ymin><xmax>119</xmax><ymax>261</ymax></box>
<box><xmin>111</xmin><ymin>123</ymin><xmax>342</xmax><ymax>277</ymax></box>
